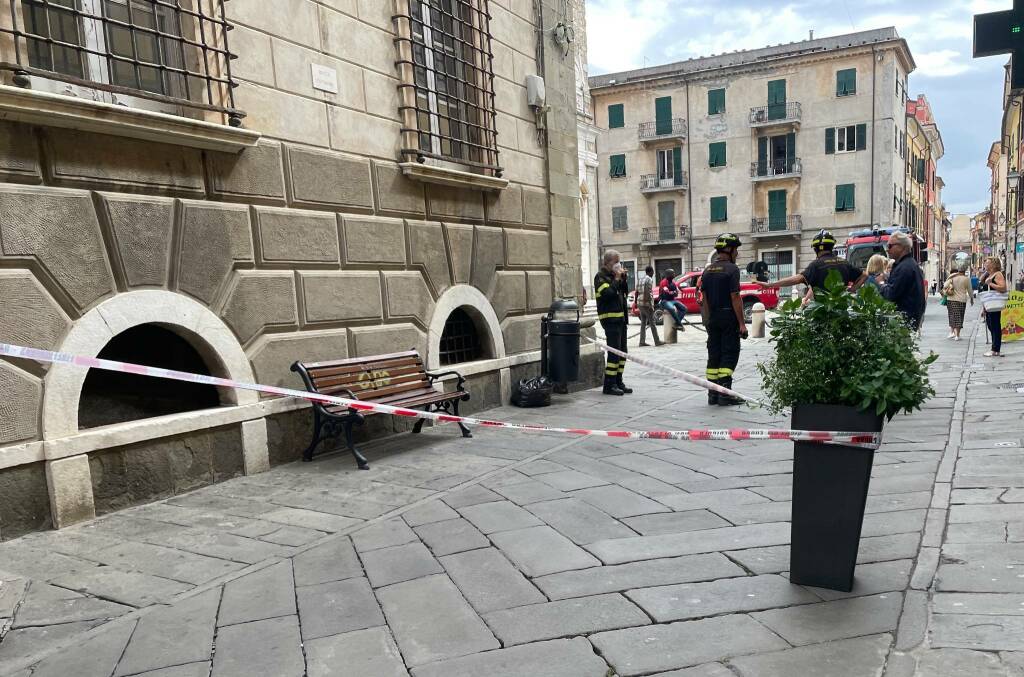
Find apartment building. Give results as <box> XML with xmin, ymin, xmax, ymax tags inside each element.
<box><xmin>588</xmin><ymin>28</ymin><xmax>917</xmax><ymax>285</ymax></box>
<box><xmin>0</xmin><ymin>0</ymin><xmax>593</xmax><ymax>537</ymax></box>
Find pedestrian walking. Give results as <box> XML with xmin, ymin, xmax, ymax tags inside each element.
<box><xmin>637</xmin><ymin>266</ymin><xmax>663</xmax><ymax>347</ymax></box>
<box><xmin>658</xmin><ymin>270</ymin><xmax>687</xmax><ymax>331</ymax></box>
<box><xmin>942</xmin><ymin>266</ymin><xmax>972</xmax><ymax>341</ymax></box>
<box><xmin>702</xmin><ymin>233</ymin><xmax>748</xmax><ymax>406</ymax></box>
<box><xmin>979</xmin><ymin>257</ymin><xmax>1009</xmax><ymax>358</ymax></box>
<box><xmin>865</xmin><ymin>254</ymin><xmax>888</xmax><ymax>289</ymax></box>
<box><xmin>594</xmin><ymin>250</ymin><xmax>632</xmax><ymax>395</ymax></box>
<box><xmin>757</xmin><ymin>230</ymin><xmax>867</xmax><ymax>297</ymax></box>
<box><xmin>879</xmin><ymin>231</ymin><xmax>926</xmax><ymax>331</ymax></box>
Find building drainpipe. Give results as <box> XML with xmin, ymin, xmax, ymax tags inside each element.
<box><xmin>685</xmin><ymin>79</ymin><xmax>695</xmax><ymax>271</ymax></box>
<box><xmin>870</xmin><ymin>47</ymin><xmax>877</xmax><ymax>228</ymax></box>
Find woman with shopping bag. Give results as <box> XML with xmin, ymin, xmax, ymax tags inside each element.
<box><xmin>978</xmin><ymin>257</ymin><xmax>1009</xmax><ymax>357</ymax></box>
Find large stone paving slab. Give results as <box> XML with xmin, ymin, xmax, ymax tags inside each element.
<box><xmin>482</xmin><ymin>593</ymin><xmax>649</xmax><ymax>645</ymax></box>
<box><xmin>587</xmin><ymin>522</ymin><xmax>791</xmax><ymax>564</ymax></box>
<box><xmin>591</xmin><ymin>614</ymin><xmax>790</xmax><ymax>676</ymax></box>
<box><xmin>490</xmin><ymin>525</ymin><xmax>600</xmax><ymax>577</ymax></box>
<box><xmin>627</xmin><ymin>574</ymin><xmax>819</xmax><ymax>622</ymax></box>
<box><xmin>409</xmin><ymin>637</ymin><xmax>610</xmax><ymax>677</ymax></box>
<box><xmin>376</xmin><ymin>574</ymin><xmax>499</xmax><ymax>667</ymax></box>
<box><xmin>114</xmin><ymin>588</ymin><xmax>219</xmax><ymax>676</ymax></box>
<box><xmin>439</xmin><ymin>548</ymin><xmax>545</xmax><ymax>613</ymax></box>
<box><xmin>727</xmin><ymin>633</ymin><xmax>892</xmax><ymax>677</ymax></box>
<box><xmin>533</xmin><ymin>553</ymin><xmax>745</xmax><ymax>600</ymax></box>
<box><xmin>751</xmin><ymin>593</ymin><xmax>903</xmax><ymax>646</ymax></box>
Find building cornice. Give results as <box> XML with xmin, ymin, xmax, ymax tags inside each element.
<box><xmin>590</xmin><ymin>33</ymin><xmax>914</xmax><ymax>97</ymax></box>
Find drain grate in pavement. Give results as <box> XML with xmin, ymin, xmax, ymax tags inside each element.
<box><xmin>995</xmin><ymin>382</ymin><xmax>1024</xmax><ymax>392</ymax></box>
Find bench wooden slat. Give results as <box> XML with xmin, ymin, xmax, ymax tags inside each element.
<box><xmin>312</xmin><ymin>365</ymin><xmax>429</xmax><ymax>391</ymax></box>
<box><xmin>325</xmin><ymin>390</ymin><xmax>456</xmax><ymax>415</ymax></box>
<box><xmin>303</xmin><ymin>351</ymin><xmax>422</xmax><ymax>371</ymax></box>
<box><xmin>308</xmin><ymin>355</ymin><xmax>423</xmax><ymax>376</ymax></box>
<box><xmin>318</xmin><ymin>377</ymin><xmax>430</xmax><ymax>399</ymax></box>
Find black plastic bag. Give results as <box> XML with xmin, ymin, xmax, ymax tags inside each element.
<box><xmin>511</xmin><ymin>376</ymin><xmax>553</xmax><ymax>407</ymax></box>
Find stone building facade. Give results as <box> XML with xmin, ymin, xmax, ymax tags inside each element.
<box><xmin>588</xmin><ymin>28</ymin><xmax>917</xmax><ymax>282</ymax></box>
<box><xmin>0</xmin><ymin>0</ymin><xmax>595</xmax><ymax>538</ymax></box>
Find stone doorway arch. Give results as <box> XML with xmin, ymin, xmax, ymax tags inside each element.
<box><xmin>426</xmin><ymin>285</ymin><xmax>506</xmax><ymax>371</ymax></box>
<box><xmin>41</xmin><ymin>290</ymin><xmax>268</xmax><ymax>528</ymax></box>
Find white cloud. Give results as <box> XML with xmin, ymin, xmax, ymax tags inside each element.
<box><xmin>585</xmin><ymin>0</ymin><xmax>666</xmax><ymax>73</ymax></box>
<box><xmin>915</xmin><ymin>49</ymin><xmax>972</xmax><ymax>78</ymax></box>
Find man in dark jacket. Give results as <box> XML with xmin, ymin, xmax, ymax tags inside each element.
<box><xmin>595</xmin><ymin>250</ymin><xmax>631</xmax><ymax>396</ymax></box>
<box><xmin>880</xmin><ymin>231</ymin><xmax>926</xmax><ymax>330</ymax></box>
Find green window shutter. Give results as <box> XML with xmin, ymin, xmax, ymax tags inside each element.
<box><xmin>836</xmin><ymin>68</ymin><xmax>857</xmax><ymax>95</ymax></box>
<box><xmin>672</xmin><ymin>146</ymin><xmax>683</xmax><ymax>184</ymax></box>
<box><xmin>709</xmin><ymin>142</ymin><xmax>726</xmax><ymax>167</ymax></box>
<box><xmin>757</xmin><ymin>137</ymin><xmax>768</xmax><ymax>174</ymax></box>
<box><xmin>708</xmin><ymin>88</ymin><xmax>725</xmax><ymax>114</ymax></box>
<box><xmin>609</xmin><ymin>154</ymin><xmax>626</xmax><ymax>178</ymax></box>
<box><xmin>710</xmin><ymin>196</ymin><xmax>728</xmax><ymax>223</ymax></box>
<box><xmin>612</xmin><ymin>206</ymin><xmax>628</xmax><ymax>230</ymax></box>
<box><xmin>856</xmin><ymin>123</ymin><xmax>867</xmax><ymax>151</ymax></box>
<box><xmin>655</xmin><ymin>96</ymin><xmax>673</xmax><ymax>135</ymax></box>
<box><xmin>835</xmin><ymin>184</ymin><xmax>855</xmax><ymax>212</ymax></box>
<box><xmin>786</xmin><ymin>132</ymin><xmax>796</xmax><ymax>162</ymax></box>
<box><xmin>768</xmin><ymin>79</ymin><xmax>786</xmax><ymax>104</ymax></box>
<box><xmin>826</xmin><ymin>127</ymin><xmax>836</xmax><ymax>154</ymax></box>
<box><xmin>608</xmin><ymin>104</ymin><xmax>624</xmax><ymax>129</ymax></box>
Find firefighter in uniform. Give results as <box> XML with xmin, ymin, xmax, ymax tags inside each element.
<box><xmin>758</xmin><ymin>229</ymin><xmax>867</xmax><ymax>296</ymax></box>
<box><xmin>594</xmin><ymin>249</ymin><xmax>631</xmax><ymax>396</ymax></box>
<box><xmin>702</xmin><ymin>233</ymin><xmax>747</xmax><ymax>406</ymax></box>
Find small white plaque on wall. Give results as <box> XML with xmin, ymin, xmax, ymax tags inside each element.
<box><xmin>311</xmin><ymin>64</ymin><xmax>339</xmax><ymax>94</ymax></box>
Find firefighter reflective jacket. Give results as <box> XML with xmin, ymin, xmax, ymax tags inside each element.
<box><xmin>594</xmin><ymin>268</ymin><xmax>627</xmax><ymax>322</ymax></box>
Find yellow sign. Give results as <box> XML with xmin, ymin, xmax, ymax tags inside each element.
<box><xmin>1003</xmin><ymin>291</ymin><xmax>1024</xmax><ymax>342</ymax></box>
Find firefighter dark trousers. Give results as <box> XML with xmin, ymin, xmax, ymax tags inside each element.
<box><xmin>601</xmin><ymin>320</ymin><xmax>627</xmax><ymax>386</ymax></box>
<box><xmin>706</xmin><ymin>309</ymin><xmax>740</xmax><ymax>385</ymax></box>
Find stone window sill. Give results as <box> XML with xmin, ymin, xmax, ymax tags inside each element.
<box><xmin>0</xmin><ymin>85</ymin><xmax>261</xmax><ymax>153</ymax></box>
<box><xmin>400</xmin><ymin>161</ymin><xmax>509</xmax><ymax>192</ymax></box>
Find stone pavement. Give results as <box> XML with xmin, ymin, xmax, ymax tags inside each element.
<box><xmin>0</xmin><ymin>300</ymin><xmax>1020</xmax><ymax>676</ymax></box>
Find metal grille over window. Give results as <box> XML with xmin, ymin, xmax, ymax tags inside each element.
<box><xmin>393</xmin><ymin>0</ymin><xmax>501</xmax><ymax>175</ymax></box>
<box><xmin>439</xmin><ymin>307</ymin><xmax>483</xmax><ymax>365</ymax></box>
<box><xmin>1</xmin><ymin>0</ymin><xmax>244</xmax><ymax>126</ymax></box>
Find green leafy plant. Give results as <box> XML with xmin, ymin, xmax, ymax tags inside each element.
<box><xmin>757</xmin><ymin>271</ymin><xmax>937</xmax><ymax>420</ymax></box>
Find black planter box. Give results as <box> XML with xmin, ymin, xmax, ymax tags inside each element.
<box><xmin>790</xmin><ymin>403</ymin><xmax>884</xmax><ymax>592</ymax></box>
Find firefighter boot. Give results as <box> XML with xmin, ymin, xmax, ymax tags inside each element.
<box><xmin>717</xmin><ymin>376</ymin><xmax>744</xmax><ymax>406</ymax></box>
<box><xmin>617</xmin><ymin>374</ymin><xmax>633</xmax><ymax>394</ymax></box>
<box><xmin>603</xmin><ymin>375</ymin><xmax>624</xmax><ymax>396</ymax></box>
<box><xmin>707</xmin><ymin>378</ymin><xmax>720</xmax><ymax>406</ymax></box>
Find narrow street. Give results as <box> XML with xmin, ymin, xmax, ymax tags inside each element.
<box><xmin>1</xmin><ymin>301</ymin><xmax>1021</xmax><ymax>676</ymax></box>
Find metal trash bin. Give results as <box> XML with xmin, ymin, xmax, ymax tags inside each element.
<box><xmin>541</xmin><ymin>299</ymin><xmax>580</xmax><ymax>384</ymax></box>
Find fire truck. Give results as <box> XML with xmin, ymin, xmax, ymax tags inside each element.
<box><xmin>843</xmin><ymin>225</ymin><xmax>927</xmax><ymax>271</ymax></box>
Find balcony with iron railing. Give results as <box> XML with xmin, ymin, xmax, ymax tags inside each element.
<box><xmin>641</xmin><ymin>224</ymin><xmax>689</xmax><ymax>245</ymax></box>
<box><xmin>750</xmin><ymin>157</ymin><xmax>802</xmax><ymax>181</ymax></box>
<box><xmin>638</xmin><ymin>118</ymin><xmax>687</xmax><ymax>144</ymax></box>
<box><xmin>749</xmin><ymin>102</ymin><xmax>802</xmax><ymax>128</ymax></box>
<box><xmin>640</xmin><ymin>171</ymin><xmax>688</xmax><ymax>194</ymax></box>
<box><xmin>751</xmin><ymin>214</ymin><xmax>803</xmax><ymax>237</ymax></box>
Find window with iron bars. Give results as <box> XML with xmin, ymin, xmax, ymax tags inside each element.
<box><xmin>1</xmin><ymin>0</ymin><xmax>242</xmax><ymax>125</ymax></box>
<box><xmin>393</xmin><ymin>0</ymin><xmax>501</xmax><ymax>176</ymax></box>
<box><xmin>439</xmin><ymin>307</ymin><xmax>484</xmax><ymax>365</ymax></box>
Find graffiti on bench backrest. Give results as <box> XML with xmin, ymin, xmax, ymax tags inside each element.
<box><xmin>356</xmin><ymin>369</ymin><xmax>392</xmax><ymax>390</ymax></box>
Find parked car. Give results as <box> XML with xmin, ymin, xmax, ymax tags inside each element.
<box><xmin>630</xmin><ymin>270</ymin><xmax>780</xmax><ymax>324</ymax></box>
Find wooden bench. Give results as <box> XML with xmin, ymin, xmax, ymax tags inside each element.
<box><xmin>291</xmin><ymin>350</ymin><xmax>472</xmax><ymax>469</ymax></box>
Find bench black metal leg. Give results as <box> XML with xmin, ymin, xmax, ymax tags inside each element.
<box><xmin>302</xmin><ymin>414</ymin><xmax>325</xmax><ymax>462</ymax></box>
<box><xmin>453</xmin><ymin>399</ymin><xmax>473</xmax><ymax>438</ymax></box>
<box><xmin>345</xmin><ymin>421</ymin><xmax>370</xmax><ymax>470</ymax></box>
<box><xmin>412</xmin><ymin>418</ymin><xmax>427</xmax><ymax>434</ymax></box>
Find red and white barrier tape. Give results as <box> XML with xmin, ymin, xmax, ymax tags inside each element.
<box><xmin>585</xmin><ymin>337</ymin><xmax>765</xmax><ymax>406</ymax></box>
<box><xmin>0</xmin><ymin>343</ymin><xmax>880</xmax><ymax>447</ymax></box>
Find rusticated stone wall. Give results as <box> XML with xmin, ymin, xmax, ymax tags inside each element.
<box><xmin>0</xmin><ymin>121</ymin><xmax>559</xmax><ymax>448</ymax></box>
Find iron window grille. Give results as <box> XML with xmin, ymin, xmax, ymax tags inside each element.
<box><xmin>439</xmin><ymin>307</ymin><xmax>484</xmax><ymax>365</ymax></box>
<box><xmin>393</xmin><ymin>0</ymin><xmax>501</xmax><ymax>176</ymax></box>
<box><xmin>1</xmin><ymin>0</ymin><xmax>243</xmax><ymax>125</ymax></box>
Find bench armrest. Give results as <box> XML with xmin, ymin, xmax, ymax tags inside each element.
<box><xmin>426</xmin><ymin>369</ymin><xmax>468</xmax><ymax>392</ymax></box>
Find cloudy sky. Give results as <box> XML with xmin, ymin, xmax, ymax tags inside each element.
<box><xmin>585</xmin><ymin>0</ymin><xmax>1013</xmax><ymax>216</ymax></box>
